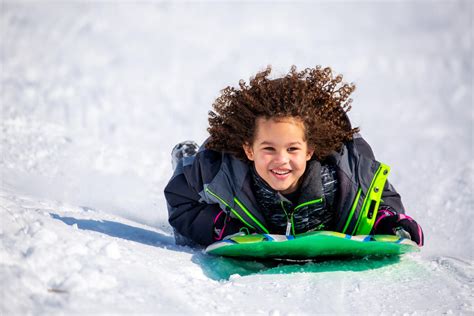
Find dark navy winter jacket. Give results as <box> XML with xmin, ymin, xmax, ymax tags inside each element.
<box><xmin>164</xmin><ymin>134</ymin><xmax>405</xmax><ymax>247</ymax></box>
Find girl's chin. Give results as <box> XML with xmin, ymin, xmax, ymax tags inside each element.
<box><xmin>269</xmin><ymin>182</ymin><xmax>296</xmax><ymax>194</ymax></box>
<box><xmin>279</xmin><ymin>188</ymin><xmax>297</xmax><ymax>195</ymax></box>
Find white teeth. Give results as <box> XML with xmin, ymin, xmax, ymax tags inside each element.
<box><xmin>272</xmin><ymin>170</ymin><xmax>290</xmax><ymax>175</ymax></box>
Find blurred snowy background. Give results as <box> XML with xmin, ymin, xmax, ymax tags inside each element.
<box><xmin>1</xmin><ymin>1</ymin><xmax>472</xmax><ymax>314</ymax></box>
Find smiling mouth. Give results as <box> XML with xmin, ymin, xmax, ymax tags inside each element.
<box><xmin>271</xmin><ymin>169</ymin><xmax>291</xmax><ymax>175</ymax></box>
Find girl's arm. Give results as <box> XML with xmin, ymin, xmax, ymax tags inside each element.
<box><xmin>165</xmin><ymin>142</ymin><xmax>246</xmax><ymax>247</ymax></box>
<box><xmin>353</xmin><ymin>136</ymin><xmax>423</xmax><ymax>245</ymax></box>
<box><xmin>165</xmin><ymin>171</ymin><xmax>222</xmax><ymax>247</ymax></box>
<box><xmin>353</xmin><ymin>135</ymin><xmax>406</xmax><ymax>213</ymax></box>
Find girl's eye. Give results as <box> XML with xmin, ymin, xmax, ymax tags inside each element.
<box><xmin>263</xmin><ymin>147</ymin><xmax>274</xmax><ymax>151</ymax></box>
<box><xmin>288</xmin><ymin>147</ymin><xmax>300</xmax><ymax>152</ymax></box>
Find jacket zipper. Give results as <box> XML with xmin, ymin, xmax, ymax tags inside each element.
<box><xmin>281</xmin><ymin>198</ymin><xmax>325</xmax><ymax>236</ymax></box>
<box><xmin>280</xmin><ymin>201</ymin><xmax>293</xmax><ymax>236</ymax></box>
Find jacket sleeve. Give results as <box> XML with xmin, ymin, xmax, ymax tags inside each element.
<box><xmin>353</xmin><ymin>136</ymin><xmax>406</xmax><ymax>214</ymax></box>
<box><xmin>379</xmin><ymin>181</ymin><xmax>406</xmax><ymax>214</ymax></box>
<box><xmin>164</xmin><ymin>171</ymin><xmax>222</xmax><ymax>247</ymax></box>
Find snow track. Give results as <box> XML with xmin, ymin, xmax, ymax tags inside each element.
<box><xmin>1</xmin><ymin>189</ymin><xmax>472</xmax><ymax>314</ymax></box>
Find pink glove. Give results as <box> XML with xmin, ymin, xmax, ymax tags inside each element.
<box><xmin>373</xmin><ymin>209</ymin><xmax>424</xmax><ymax>246</ymax></box>
<box><xmin>213</xmin><ymin>210</ymin><xmax>243</xmax><ymax>241</ymax></box>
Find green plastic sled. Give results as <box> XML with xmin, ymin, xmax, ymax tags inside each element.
<box><xmin>205</xmin><ymin>231</ymin><xmax>419</xmax><ymax>260</ymax></box>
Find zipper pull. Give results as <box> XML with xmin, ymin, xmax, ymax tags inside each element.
<box><xmin>286</xmin><ymin>220</ymin><xmax>292</xmax><ymax>236</ymax></box>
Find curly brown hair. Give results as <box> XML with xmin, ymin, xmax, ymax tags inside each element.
<box><xmin>207</xmin><ymin>65</ymin><xmax>359</xmax><ymax>161</ymax></box>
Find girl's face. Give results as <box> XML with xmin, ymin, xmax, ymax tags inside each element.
<box><xmin>243</xmin><ymin>117</ymin><xmax>314</xmax><ymax>194</ymax></box>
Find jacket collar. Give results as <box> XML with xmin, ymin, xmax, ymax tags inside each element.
<box><xmin>250</xmin><ymin>159</ymin><xmax>324</xmax><ymax>207</ymax></box>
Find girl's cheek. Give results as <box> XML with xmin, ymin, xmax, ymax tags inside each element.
<box><xmin>262</xmin><ymin>153</ymin><xmax>274</xmax><ymax>162</ymax></box>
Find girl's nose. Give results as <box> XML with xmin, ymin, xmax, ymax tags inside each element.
<box><xmin>273</xmin><ymin>150</ymin><xmax>290</xmax><ymax>164</ymax></box>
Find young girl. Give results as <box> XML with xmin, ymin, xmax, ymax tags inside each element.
<box><xmin>164</xmin><ymin>66</ymin><xmax>424</xmax><ymax>248</ymax></box>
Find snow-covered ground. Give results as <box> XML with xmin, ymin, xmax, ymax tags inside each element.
<box><xmin>1</xmin><ymin>1</ymin><xmax>472</xmax><ymax>314</ymax></box>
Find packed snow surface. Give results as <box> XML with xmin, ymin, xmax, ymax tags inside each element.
<box><xmin>1</xmin><ymin>1</ymin><xmax>473</xmax><ymax>315</ymax></box>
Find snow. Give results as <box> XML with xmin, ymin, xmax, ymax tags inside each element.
<box><xmin>1</xmin><ymin>1</ymin><xmax>473</xmax><ymax>314</ymax></box>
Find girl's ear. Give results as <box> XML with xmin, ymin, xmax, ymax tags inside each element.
<box><xmin>242</xmin><ymin>143</ymin><xmax>254</xmax><ymax>161</ymax></box>
<box><xmin>306</xmin><ymin>147</ymin><xmax>315</xmax><ymax>161</ymax></box>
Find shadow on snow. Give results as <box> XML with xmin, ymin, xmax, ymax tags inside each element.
<box><xmin>50</xmin><ymin>213</ymin><xmax>402</xmax><ymax>281</ymax></box>
<box><xmin>49</xmin><ymin>213</ymin><xmax>191</xmax><ymax>253</ymax></box>
<box><xmin>192</xmin><ymin>252</ymin><xmax>401</xmax><ymax>281</ymax></box>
